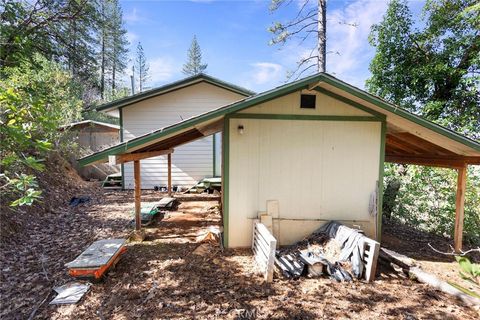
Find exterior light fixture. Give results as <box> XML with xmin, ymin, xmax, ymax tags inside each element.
<box><xmin>238</xmin><ymin>125</ymin><xmax>244</xmax><ymax>135</ymax></box>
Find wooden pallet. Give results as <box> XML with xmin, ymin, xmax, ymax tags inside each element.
<box><xmin>251</xmin><ymin>221</ymin><xmax>277</xmax><ymax>282</ymax></box>
<box><xmin>66</xmin><ymin>239</ymin><xmax>127</xmax><ymax>280</ymax></box>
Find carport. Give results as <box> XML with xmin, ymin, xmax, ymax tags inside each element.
<box><xmin>79</xmin><ymin>72</ymin><xmax>480</xmax><ymax>251</ymax></box>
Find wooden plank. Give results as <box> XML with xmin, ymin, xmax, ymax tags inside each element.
<box><xmin>260</xmin><ymin>215</ymin><xmax>273</xmax><ymax>233</ymax></box>
<box><xmin>393</xmin><ymin>132</ymin><xmax>457</xmax><ymax>156</ymax></box>
<box><xmin>167</xmin><ymin>152</ymin><xmax>172</xmax><ymax>197</ymax></box>
<box><xmin>386</xmin><ymin>134</ymin><xmax>424</xmax><ymax>155</ymax></box>
<box><xmin>454</xmin><ymin>165</ymin><xmax>467</xmax><ymax>253</ymax></box>
<box><xmin>114</xmin><ymin>149</ymin><xmax>173</xmax><ymax>164</ymax></box>
<box><xmin>385</xmin><ymin>155</ymin><xmax>469</xmax><ymax>168</ymax></box>
<box><xmin>196</xmin><ymin>119</ymin><xmax>224</xmax><ymax>136</ymax></box>
<box><xmin>65</xmin><ymin>239</ymin><xmax>126</xmax><ymax>268</ymax></box>
<box><xmin>134</xmin><ymin>160</ymin><xmax>141</xmax><ymax>231</ymax></box>
<box><xmin>266</xmin><ymin>200</ymin><xmax>280</xmax><ymax>242</ymax></box>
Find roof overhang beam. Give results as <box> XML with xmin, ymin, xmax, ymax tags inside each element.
<box><xmin>109</xmin><ymin>149</ymin><xmax>174</xmax><ymax>165</ymax></box>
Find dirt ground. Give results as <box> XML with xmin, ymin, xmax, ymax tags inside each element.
<box><xmin>1</xmin><ymin>187</ymin><xmax>479</xmax><ymax>319</ymax></box>
<box><xmin>382</xmin><ymin>220</ymin><xmax>480</xmax><ymax>297</ymax></box>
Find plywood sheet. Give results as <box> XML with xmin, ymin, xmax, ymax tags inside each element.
<box><xmin>65</xmin><ymin>239</ymin><xmax>126</xmax><ymax>269</ymax></box>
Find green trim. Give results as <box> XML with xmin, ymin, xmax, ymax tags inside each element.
<box><xmin>212</xmin><ymin>134</ymin><xmax>216</xmax><ymax>177</ymax></box>
<box><xmin>95</xmin><ymin>73</ymin><xmax>255</xmax><ymax>112</ymax></box>
<box><xmin>320</xmin><ymin>74</ymin><xmax>480</xmax><ymax>152</ymax></box>
<box><xmin>377</xmin><ymin>121</ymin><xmax>387</xmax><ymax>242</ymax></box>
<box><xmin>119</xmin><ymin>108</ymin><xmax>125</xmax><ymax>190</ymax></box>
<box><xmin>314</xmin><ymin>87</ymin><xmax>386</xmax><ymax>120</ymax></box>
<box><xmin>229</xmin><ymin>113</ymin><xmax>381</xmax><ymax>122</ymax></box>
<box><xmin>222</xmin><ymin>116</ymin><xmax>230</xmax><ymax>248</ymax></box>
<box><xmin>79</xmin><ymin>72</ymin><xmax>480</xmax><ymax>167</ymax></box>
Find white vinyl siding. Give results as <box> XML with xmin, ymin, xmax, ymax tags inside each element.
<box><xmin>122</xmin><ymin>82</ymin><xmax>245</xmax><ymax>189</ymax></box>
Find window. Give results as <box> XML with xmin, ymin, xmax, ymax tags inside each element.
<box><xmin>300</xmin><ymin>94</ymin><xmax>316</xmax><ymax>109</ymax></box>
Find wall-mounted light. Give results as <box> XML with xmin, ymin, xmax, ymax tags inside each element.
<box><xmin>237</xmin><ymin>125</ymin><xmax>244</xmax><ymax>135</ymax></box>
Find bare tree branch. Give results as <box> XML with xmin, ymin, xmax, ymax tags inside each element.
<box><xmin>428</xmin><ymin>243</ymin><xmax>480</xmax><ymax>256</ymax></box>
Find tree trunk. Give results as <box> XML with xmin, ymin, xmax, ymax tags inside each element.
<box><xmin>100</xmin><ymin>1</ymin><xmax>105</xmax><ymax>99</ymax></box>
<box><xmin>112</xmin><ymin>57</ymin><xmax>116</xmax><ymax>92</ymax></box>
<box><xmin>317</xmin><ymin>0</ymin><xmax>327</xmax><ymax>73</ymax></box>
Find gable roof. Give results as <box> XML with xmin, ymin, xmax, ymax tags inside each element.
<box><xmin>60</xmin><ymin>120</ymin><xmax>120</xmax><ymax>131</ymax></box>
<box><xmin>79</xmin><ymin>72</ymin><xmax>480</xmax><ymax>167</ymax></box>
<box><xmin>94</xmin><ymin>73</ymin><xmax>255</xmax><ymax>112</ymax></box>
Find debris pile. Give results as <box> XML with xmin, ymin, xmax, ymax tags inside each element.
<box><xmin>275</xmin><ymin>221</ymin><xmax>373</xmax><ymax>282</ymax></box>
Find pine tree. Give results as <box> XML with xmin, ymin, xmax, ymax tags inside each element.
<box><xmin>135</xmin><ymin>42</ymin><xmax>149</xmax><ymax>92</ymax></box>
<box><xmin>109</xmin><ymin>0</ymin><xmax>129</xmax><ymax>94</ymax></box>
<box><xmin>98</xmin><ymin>0</ymin><xmax>129</xmax><ymax>99</ymax></box>
<box><xmin>182</xmin><ymin>35</ymin><xmax>208</xmax><ymax>76</ymax></box>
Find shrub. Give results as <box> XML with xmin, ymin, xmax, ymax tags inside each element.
<box><xmin>384</xmin><ymin>164</ymin><xmax>480</xmax><ymax>245</ymax></box>
<box><xmin>0</xmin><ymin>54</ymin><xmax>82</xmax><ymax>207</ymax></box>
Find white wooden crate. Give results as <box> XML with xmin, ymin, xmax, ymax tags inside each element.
<box><xmin>251</xmin><ymin>220</ymin><xmax>277</xmax><ymax>282</ymax></box>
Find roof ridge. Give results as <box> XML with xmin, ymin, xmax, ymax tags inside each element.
<box><xmin>93</xmin><ymin>74</ymin><xmax>255</xmax><ymax>112</ymax></box>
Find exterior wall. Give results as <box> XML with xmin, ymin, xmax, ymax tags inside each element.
<box><xmin>74</xmin><ymin>127</ymin><xmax>120</xmax><ymax>180</ymax></box>
<box><xmin>77</xmin><ymin>128</ymin><xmax>119</xmax><ymax>152</ymax></box>
<box><xmin>239</xmin><ymin>90</ymin><xmax>370</xmax><ymax>116</ymax></box>
<box><xmin>122</xmin><ymin>82</ymin><xmax>245</xmax><ymax>189</ymax></box>
<box><xmin>226</xmin><ymin>91</ymin><xmax>382</xmax><ymax>247</ymax></box>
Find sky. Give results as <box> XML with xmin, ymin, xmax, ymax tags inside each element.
<box><xmin>121</xmin><ymin>0</ymin><xmax>424</xmax><ymax>92</ymax></box>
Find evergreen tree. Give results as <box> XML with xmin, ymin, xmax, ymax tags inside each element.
<box><xmin>98</xmin><ymin>0</ymin><xmax>129</xmax><ymax>100</ymax></box>
<box><xmin>55</xmin><ymin>0</ymin><xmax>99</xmax><ymax>95</ymax></box>
<box><xmin>135</xmin><ymin>42</ymin><xmax>149</xmax><ymax>92</ymax></box>
<box><xmin>182</xmin><ymin>35</ymin><xmax>208</xmax><ymax>76</ymax></box>
<box><xmin>109</xmin><ymin>0</ymin><xmax>129</xmax><ymax>94</ymax></box>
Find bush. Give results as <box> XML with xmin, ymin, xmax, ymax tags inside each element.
<box><xmin>0</xmin><ymin>54</ymin><xmax>82</xmax><ymax>207</ymax></box>
<box><xmin>384</xmin><ymin>164</ymin><xmax>480</xmax><ymax>245</ymax></box>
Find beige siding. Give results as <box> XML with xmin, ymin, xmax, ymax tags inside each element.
<box><xmin>227</xmin><ymin>95</ymin><xmax>381</xmax><ymax>247</ymax></box>
<box><xmin>239</xmin><ymin>90</ymin><xmax>371</xmax><ymax>116</ymax></box>
<box><xmin>122</xmin><ymin>82</ymin><xmax>245</xmax><ymax>189</ymax></box>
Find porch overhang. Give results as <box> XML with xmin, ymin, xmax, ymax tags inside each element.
<box><xmin>78</xmin><ymin>72</ymin><xmax>479</xmax><ymax>252</ymax></box>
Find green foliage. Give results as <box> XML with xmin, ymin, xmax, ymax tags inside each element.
<box><xmin>1</xmin><ymin>0</ymin><xmax>130</xmax><ymax>105</ymax></box>
<box><xmin>135</xmin><ymin>42</ymin><xmax>150</xmax><ymax>92</ymax></box>
<box><xmin>384</xmin><ymin>164</ymin><xmax>480</xmax><ymax>245</ymax></box>
<box><xmin>0</xmin><ymin>54</ymin><xmax>82</xmax><ymax>207</ymax></box>
<box><xmin>370</xmin><ymin>0</ymin><xmax>480</xmax><ymax>246</ymax></box>
<box><xmin>448</xmin><ymin>256</ymin><xmax>480</xmax><ymax>299</ymax></box>
<box><xmin>367</xmin><ymin>0</ymin><xmax>480</xmax><ymax>138</ymax></box>
<box><xmin>82</xmin><ymin>110</ymin><xmax>120</xmax><ymax>126</ymax></box>
<box><xmin>1</xmin><ymin>173</ymin><xmax>43</xmax><ymax>207</ymax></box>
<box><xmin>182</xmin><ymin>35</ymin><xmax>208</xmax><ymax>76</ymax></box>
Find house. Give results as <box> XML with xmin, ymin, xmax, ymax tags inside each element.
<box><xmin>94</xmin><ymin>74</ymin><xmax>254</xmax><ymax>190</ymax></box>
<box><xmin>80</xmin><ymin>73</ymin><xmax>480</xmax><ymax>250</ymax></box>
<box><xmin>61</xmin><ymin>120</ymin><xmax>120</xmax><ymax>180</ymax></box>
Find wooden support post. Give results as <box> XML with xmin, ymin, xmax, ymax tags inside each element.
<box><xmin>167</xmin><ymin>153</ymin><xmax>172</xmax><ymax>197</ymax></box>
<box><xmin>134</xmin><ymin>160</ymin><xmax>141</xmax><ymax>231</ymax></box>
<box><xmin>454</xmin><ymin>165</ymin><xmax>467</xmax><ymax>253</ymax></box>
